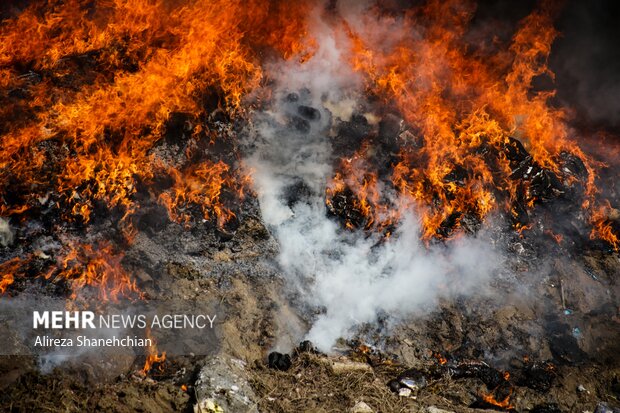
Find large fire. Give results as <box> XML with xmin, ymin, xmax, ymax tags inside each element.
<box><xmin>0</xmin><ymin>0</ymin><xmax>618</xmax><ymax>374</ymax></box>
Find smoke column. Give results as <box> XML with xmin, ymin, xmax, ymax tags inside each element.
<box><xmin>245</xmin><ymin>4</ymin><xmax>500</xmax><ymax>352</ymax></box>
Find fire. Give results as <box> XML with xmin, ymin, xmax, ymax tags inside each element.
<box><xmin>0</xmin><ymin>0</ymin><xmax>617</xmax><ymax>308</ymax></box>
<box><xmin>0</xmin><ymin>0</ymin><xmax>314</xmax><ymax>297</ymax></box>
<box><xmin>159</xmin><ymin>160</ymin><xmax>249</xmax><ymax>228</ymax></box>
<box><xmin>590</xmin><ymin>202</ymin><xmax>619</xmax><ymax>250</ymax></box>
<box><xmin>326</xmin><ymin>145</ymin><xmax>394</xmax><ymax>231</ymax></box>
<box><xmin>544</xmin><ymin>229</ymin><xmax>564</xmax><ymax>245</ymax></box>
<box><xmin>142</xmin><ymin>327</ymin><xmax>166</xmax><ymax>374</ymax></box>
<box><xmin>481</xmin><ymin>391</ymin><xmax>514</xmax><ymax>410</ymax></box>
<box><xmin>327</xmin><ymin>0</ymin><xmax>615</xmax><ymax>244</ymax></box>
<box><xmin>45</xmin><ymin>242</ymin><xmax>141</xmax><ymax>302</ymax></box>
<box><xmin>0</xmin><ymin>257</ymin><xmax>24</xmax><ymax>294</ymax></box>
<box><xmin>433</xmin><ymin>352</ymin><xmax>448</xmax><ymax>365</ymax></box>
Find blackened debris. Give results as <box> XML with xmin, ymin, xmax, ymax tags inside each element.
<box><xmin>267</xmin><ymin>352</ymin><xmax>292</xmax><ymax>371</ymax></box>
<box><xmin>531</xmin><ymin>403</ymin><xmax>563</xmax><ymax>413</ymax></box>
<box><xmin>297</xmin><ymin>105</ymin><xmax>321</xmax><ymax>121</ymax></box>
<box><xmin>136</xmin><ymin>205</ymin><xmax>169</xmax><ymax>235</ymax></box>
<box><xmin>378</xmin><ymin>113</ymin><xmax>402</xmax><ymax>150</ymax></box>
<box><xmin>335</xmin><ymin>114</ymin><xmax>372</xmax><ymax>154</ymax></box>
<box><xmin>285</xmin><ymin>92</ymin><xmax>299</xmax><ymax>103</ymax></box>
<box><xmin>444</xmin><ymin>164</ymin><xmax>469</xmax><ymax>186</ymax></box>
<box><xmin>558</xmin><ymin>151</ymin><xmax>588</xmax><ymax>182</ymax></box>
<box><xmin>326</xmin><ymin>187</ymin><xmax>369</xmax><ymax>230</ymax></box>
<box><xmin>449</xmin><ymin>360</ymin><xmax>506</xmax><ymax>389</ymax></box>
<box><xmin>516</xmin><ymin>361</ymin><xmax>557</xmax><ymax>392</ymax></box>
<box><xmin>529</xmin><ymin>168</ymin><xmax>565</xmax><ymax>202</ymax></box>
<box><xmin>284</xmin><ymin>179</ymin><xmax>314</xmax><ymax>209</ymax></box>
<box><xmin>295</xmin><ymin>340</ymin><xmax>317</xmax><ymax>355</ymax></box>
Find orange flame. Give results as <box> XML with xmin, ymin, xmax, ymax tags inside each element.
<box><xmin>433</xmin><ymin>352</ymin><xmax>448</xmax><ymax>365</ymax></box>
<box><xmin>45</xmin><ymin>242</ymin><xmax>141</xmax><ymax>302</ymax></box>
<box><xmin>482</xmin><ymin>391</ymin><xmax>514</xmax><ymax>410</ymax></box>
<box><xmin>0</xmin><ymin>257</ymin><xmax>24</xmax><ymax>294</ymax></box>
<box><xmin>0</xmin><ymin>0</ymin><xmax>314</xmax><ymax>297</ymax></box>
<box><xmin>334</xmin><ymin>0</ymin><xmax>612</xmax><ymax>243</ymax></box>
<box><xmin>142</xmin><ymin>327</ymin><xmax>166</xmax><ymax>374</ymax></box>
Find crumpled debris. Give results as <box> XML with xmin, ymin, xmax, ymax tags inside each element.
<box><xmin>267</xmin><ymin>351</ymin><xmax>292</xmax><ymax>371</ymax></box>
<box><xmin>388</xmin><ymin>368</ymin><xmax>428</xmax><ymax>396</ymax></box>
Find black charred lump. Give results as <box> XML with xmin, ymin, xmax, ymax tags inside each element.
<box><xmin>449</xmin><ymin>360</ymin><xmax>505</xmax><ymax>389</ymax></box>
<box><xmin>529</xmin><ymin>168</ymin><xmax>565</xmax><ymax>202</ymax></box>
<box><xmin>267</xmin><ymin>352</ymin><xmax>292</xmax><ymax>371</ymax></box>
<box><xmin>136</xmin><ymin>205</ymin><xmax>169</xmax><ymax>235</ymax></box>
<box><xmin>443</xmin><ymin>164</ymin><xmax>469</xmax><ymax>186</ymax></box>
<box><xmin>338</xmin><ymin>114</ymin><xmax>372</xmax><ymax>141</ymax></box>
<box><xmin>297</xmin><ymin>105</ymin><xmax>321</xmax><ymax>121</ymax></box>
<box><xmin>502</xmin><ymin>136</ymin><xmax>530</xmax><ymax>164</ymax></box>
<box><xmin>285</xmin><ymin>92</ymin><xmax>299</xmax><ymax>102</ymax></box>
<box><xmin>284</xmin><ymin>179</ymin><xmax>314</xmax><ymax>208</ymax></box>
<box><xmin>295</xmin><ymin>340</ymin><xmax>316</xmax><ymax>355</ymax></box>
<box><xmin>558</xmin><ymin>151</ymin><xmax>589</xmax><ymax>182</ymax></box>
<box><xmin>516</xmin><ymin>361</ymin><xmax>557</xmax><ymax>392</ymax></box>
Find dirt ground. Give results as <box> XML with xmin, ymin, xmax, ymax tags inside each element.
<box><xmin>0</xmin><ymin>213</ymin><xmax>619</xmax><ymax>413</ymax></box>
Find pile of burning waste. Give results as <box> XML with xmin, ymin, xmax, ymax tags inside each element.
<box><xmin>0</xmin><ymin>0</ymin><xmax>619</xmax><ymax>412</ymax></box>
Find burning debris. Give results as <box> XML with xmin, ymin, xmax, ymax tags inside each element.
<box><xmin>0</xmin><ymin>0</ymin><xmax>619</xmax><ymax>412</ymax></box>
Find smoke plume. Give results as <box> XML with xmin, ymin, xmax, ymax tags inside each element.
<box><xmin>246</xmin><ymin>3</ymin><xmax>501</xmax><ymax>352</ymax></box>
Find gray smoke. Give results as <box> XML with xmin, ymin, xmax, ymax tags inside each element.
<box><xmin>245</xmin><ymin>4</ymin><xmax>501</xmax><ymax>352</ymax></box>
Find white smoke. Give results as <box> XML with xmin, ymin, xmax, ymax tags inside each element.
<box><xmin>246</xmin><ymin>2</ymin><xmax>500</xmax><ymax>352</ymax></box>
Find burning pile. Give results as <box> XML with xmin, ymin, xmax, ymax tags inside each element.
<box><xmin>0</xmin><ymin>0</ymin><xmax>619</xmax><ymax>404</ymax></box>
<box><xmin>0</xmin><ymin>0</ymin><xmax>313</xmax><ymax>298</ymax></box>
<box><xmin>1</xmin><ymin>0</ymin><xmax>618</xmax><ymax>298</ymax></box>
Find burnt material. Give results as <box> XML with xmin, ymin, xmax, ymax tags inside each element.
<box><xmin>297</xmin><ymin>105</ymin><xmax>321</xmax><ymax>121</ymax></box>
<box><xmin>449</xmin><ymin>360</ymin><xmax>506</xmax><ymax>389</ymax></box>
<box><xmin>295</xmin><ymin>340</ymin><xmax>317</xmax><ymax>355</ymax></box>
<box><xmin>516</xmin><ymin>361</ymin><xmax>558</xmax><ymax>392</ymax></box>
<box><xmin>326</xmin><ymin>187</ymin><xmax>369</xmax><ymax>230</ymax></box>
<box><xmin>267</xmin><ymin>352</ymin><xmax>292</xmax><ymax>371</ymax></box>
<box><xmin>531</xmin><ymin>403</ymin><xmax>563</xmax><ymax>413</ymax></box>
<box><xmin>284</xmin><ymin>179</ymin><xmax>314</xmax><ymax>209</ymax></box>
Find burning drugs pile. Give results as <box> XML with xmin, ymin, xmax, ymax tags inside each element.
<box><xmin>0</xmin><ymin>0</ymin><xmax>619</xmax><ymax>412</ymax></box>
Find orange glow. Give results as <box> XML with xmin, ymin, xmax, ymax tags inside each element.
<box><xmin>45</xmin><ymin>242</ymin><xmax>141</xmax><ymax>302</ymax></box>
<box><xmin>590</xmin><ymin>202</ymin><xmax>619</xmax><ymax>250</ymax></box>
<box><xmin>0</xmin><ymin>0</ymin><xmax>618</xmax><ymax>302</ymax></box>
<box><xmin>0</xmin><ymin>0</ymin><xmax>314</xmax><ymax>297</ymax></box>
<box><xmin>336</xmin><ymin>0</ymin><xmax>612</xmax><ymax>243</ymax></box>
<box><xmin>143</xmin><ymin>328</ymin><xmax>166</xmax><ymax>374</ymax></box>
<box><xmin>433</xmin><ymin>352</ymin><xmax>448</xmax><ymax>365</ymax></box>
<box><xmin>159</xmin><ymin>161</ymin><xmax>249</xmax><ymax>228</ymax></box>
<box><xmin>482</xmin><ymin>391</ymin><xmax>514</xmax><ymax>410</ymax></box>
<box><xmin>0</xmin><ymin>257</ymin><xmax>24</xmax><ymax>294</ymax></box>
